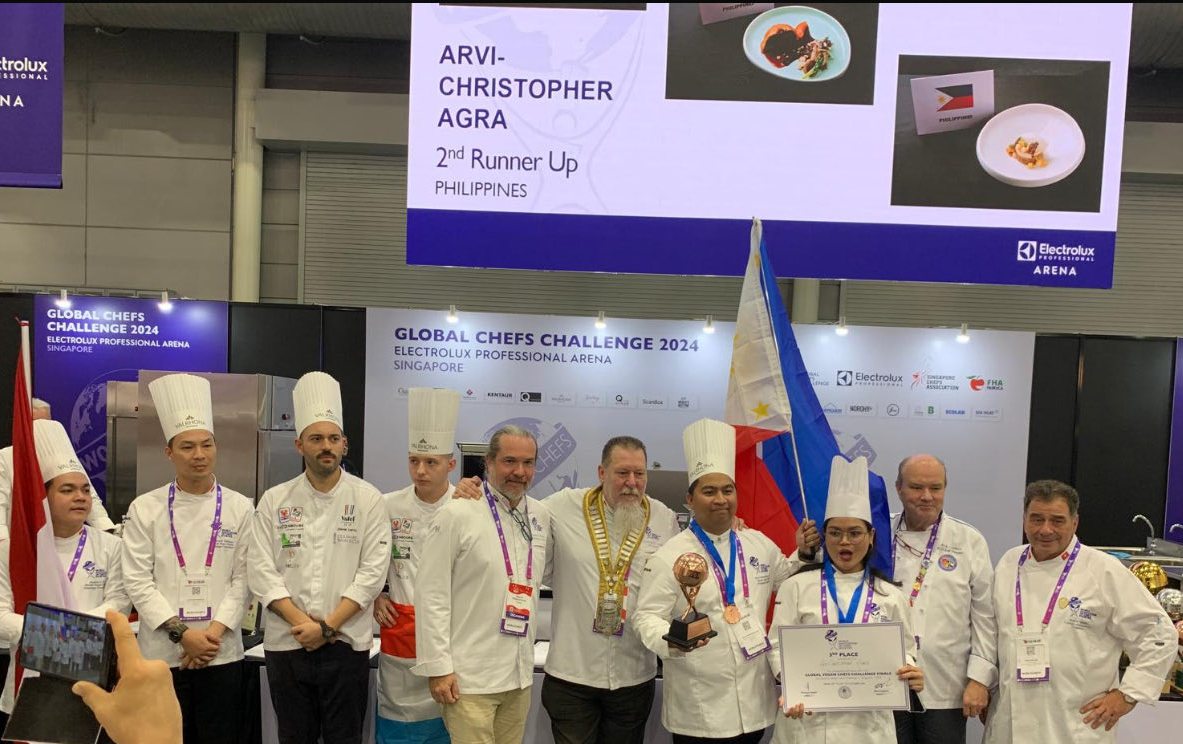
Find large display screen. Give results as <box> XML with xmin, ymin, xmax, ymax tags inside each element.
<box><xmin>407</xmin><ymin>3</ymin><xmax>1132</xmax><ymax>288</ymax></box>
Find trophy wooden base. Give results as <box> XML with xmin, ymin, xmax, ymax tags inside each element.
<box><xmin>662</xmin><ymin>611</ymin><xmax>718</xmax><ymax>650</ymax></box>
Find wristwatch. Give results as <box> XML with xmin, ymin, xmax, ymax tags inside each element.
<box><xmin>165</xmin><ymin>619</ymin><xmax>189</xmax><ymax>644</ymax></box>
<box><xmin>1120</xmin><ymin>692</ymin><xmax>1137</xmax><ymax>707</ymax></box>
<box><xmin>318</xmin><ymin>619</ymin><xmax>339</xmax><ymax>641</ymax></box>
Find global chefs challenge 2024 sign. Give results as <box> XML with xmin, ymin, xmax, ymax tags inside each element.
<box><xmin>34</xmin><ymin>295</ymin><xmax>228</xmax><ymax>500</ymax></box>
<box><xmin>364</xmin><ymin>308</ymin><xmax>733</xmax><ymax>494</ymax></box>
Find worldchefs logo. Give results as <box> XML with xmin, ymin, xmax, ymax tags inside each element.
<box><xmin>485</xmin><ymin>416</ymin><xmax>577</xmax><ymax>493</ymax></box>
<box><xmin>1016</xmin><ymin>239</ymin><xmax>1097</xmax><ymax>277</ymax></box>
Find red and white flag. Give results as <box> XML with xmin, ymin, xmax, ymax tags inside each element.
<box><xmin>9</xmin><ymin>321</ymin><xmax>73</xmax><ymax>693</ymax></box>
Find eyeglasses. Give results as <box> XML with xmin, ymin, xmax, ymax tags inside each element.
<box><xmin>825</xmin><ymin>528</ymin><xmax>869</xmax><ymax>543</ymax></box>
<box><xmin>507</xmin><ymin>506</ymin><xmax>532</xmax><ymax>543</ymax></box>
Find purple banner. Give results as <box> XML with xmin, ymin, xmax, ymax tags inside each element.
<box><xmin>1166</xmin><ymin>339</ymin><xmax>1183</xmax><ymax>540</ymax></box>
<box><xmin>32</xmin><ymin>296</ymin><xmax>228</xmax><ymax>500</ymax></box>
<box><xmin>406</xmin><ymin>209</ymin><xmax>1117</xmax><ymax>289</ymax></box>
<box><xmin>0</xmin><ymin>3</ymin><xmax>64</xmax><ymax>188</ymax></box>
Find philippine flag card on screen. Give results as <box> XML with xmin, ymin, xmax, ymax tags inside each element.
<box><xmin>910</xmin><ymin>70</ymin><xmax>995</xmax><ymax>135</ymax></box>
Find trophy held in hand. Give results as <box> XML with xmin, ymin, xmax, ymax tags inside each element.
<box><xmin>662</xmin><ymin>552</ymin><xmax>719</xmax><ymax>650</ymax></box>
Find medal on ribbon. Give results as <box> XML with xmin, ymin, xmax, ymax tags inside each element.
<box><xmin>584</xmin><ymin>487</ymin><xmax>650</xmax><ymax>636</ymax></box>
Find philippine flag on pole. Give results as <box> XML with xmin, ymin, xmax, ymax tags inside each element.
<box><xmin>9</xmin><ymin>321</ymin><xmax>74</xmax><ymax>695</ymax></box>
<box><xmin>724</xmin><ymin>220</ymin><xmax>893</xmax><ymax>572</ymax></box>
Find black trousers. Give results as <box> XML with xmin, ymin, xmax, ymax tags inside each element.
<box><xmin>171</xmin><ymin>660</ymin><xmax>247</xmax><ymax>744</ymax></box>
<box><xmin>894</xmin><ymin>707</ymin><xmax>968</xmax><ymax>744</ymax></box>
<box><xmin>540</xmin><ymin>673</ymin><xmax>655</xmax><ymax>744</ymax></box>
<box><xmin>671</xmin><ymin>731</ymin><xmax>766</xmax><ymax>744</ymax></box>
<box><xmin>264</xmin><ymin>644</ymin><xmax>370</xmax><ymax>744</ymax></box>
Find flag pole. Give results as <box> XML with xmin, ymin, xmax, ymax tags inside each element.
<box><xmin>753</xmin><ymin>219</ymin><xmax>810</xmax><ymax>523</ymax></box>
<box><xmin>18</xmin><ymin>319</ymin><xmax>31</xmax><ymax>404</ymax></box>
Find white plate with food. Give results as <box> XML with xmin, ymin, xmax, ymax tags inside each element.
<box><xmin>742</xmin><ymin>5</ymin><xmax>850</xmax><ymax>82</ymax></box>
<box><xmin>976</xmin><ymin>103</ymin><xmax>1085</xmax><ymax>187</ymax></box>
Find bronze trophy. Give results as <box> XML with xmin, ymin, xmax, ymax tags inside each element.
<box><xmin>662</xmin><ymin>552</ymin><xmax>719</xmax><ymax>650</ymax></box>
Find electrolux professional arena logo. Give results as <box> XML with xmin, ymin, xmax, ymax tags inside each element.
<box><xmin>0</xmin><ymin>54</ymin><xmax>51</xmax><ymax>83</ymax></box>
<box><xmin>837</xmin><ymin>369</ymin><xmax>903</xmax><ymax>388</ymax></box>
<box><xmin>1015</xmin><ymin>239</ymin><xmax>1096</xmax><ymax>277</ymax></box>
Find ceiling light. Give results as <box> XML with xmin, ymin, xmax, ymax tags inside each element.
<box><xmin>956</xmin><ymin>323</ymin><xmax>970</xmax><ymax>344</ymax></box>
<box><xmin>595</xmin><ymin>311</ymin><xmax>606</xmax><ymax>330</ymax></box>
<box><xmin>55</xmin><ymin>289</ymin><xmax>71</xmax><ymax>309</ymax></box>
<box><xmin>446</xmin><ymin>305</ymin><xmax>459</xmax><ymax>324</ymax></box>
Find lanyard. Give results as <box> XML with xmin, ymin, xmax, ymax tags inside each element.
<box><xmin>66</xmin><ymin>527</ymin><xmax>88</xmax><ymax>582</ymax></box>
<box><xmin>1015</xmin><ymin>539</ymin><xmax>1080</xmax><ymax>629</ymax></box>
<box><xmin>820</xmin><ymin>558</ymin><xmax>875</xmax><ymax>624</ymax></box>
<box><xmin>893</xmin><ymin>514</ymin><xmax>942</xmax><ymax>607</ymax></box>
<box><xmin>168</xmin><ymin>481</ymin><xmax>223</xmax><ymax>576</ymax></box>
<box><xmin>483</xmin><ymin>482</ymin><xmax>533</xmax><ymax>582</ymax></box>
<box><xmin>688</xmin><ymin>520</ymin><xmax>748</xmax><ymax>606</ymax></box>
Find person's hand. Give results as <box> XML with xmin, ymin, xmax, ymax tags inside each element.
<box><xmin>796</xmin><ymin>519</ymin><xmax>820</xmax><ymax>559</ymax></box>
<box><xmin>202</xmin><ymin>621</ymin><xmax>227</xmax><ymax>647</ymax></box>
<box><xmin>374</xmin><ymin>593</ymin><xmax>396</xmax><ymax>627</ymax></box>
<box><xmin>291</xmin><ymin>620</ymin><xmax>327</xmax><ymax>651</ymax></box>
<box><xmin>779</xmin><ymin>698</ymin><xmax>809</xmax><ymax>719</ymax></box>
<box><xmin>898</xmin><ymin>664</ymin><xmax>924</xmax><ymax>693</ymax></box>
<box><xmin>962</xmin><ymin>679</ymin><xmax>989</xmax><ymax>718</ymax></box>
<box><xmin>454</xmin><ymin>476</ymin><xmax>483</xmax><ymax>501</ymax></box>
<box><xmin>1080</xmin><ymin>690</ymin><xmax>1135</xmax><ymax>731</ymax></box>
<box><xmin>179</xmin><ymin>628</ymin><xmax>219</xmax><ymax>665</ymax></box>
<box><xmin>72</xmin><ymin>610</ymin><xmax>183</xmax><ymax>744</ymax></box>
<box><xmin>429</xmin><ymin>673</ymin><xmax>461</xmax><ymax>704</ymax></box>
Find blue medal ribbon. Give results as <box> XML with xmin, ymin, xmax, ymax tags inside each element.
<box><xmin>688</xmin><ymin>520</ymin><xmax>737</xmax><ymax>606</ymax></box>
<box><xmin>823</xmin><ymin>555</ymin><xmax>867</xmax><ymax>624</ymax></box>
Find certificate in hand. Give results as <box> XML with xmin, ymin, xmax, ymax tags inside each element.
<box><xmin>778</xmin><ymin>622</ymin><xmax>909</xmax><ymax>712</ymax></box>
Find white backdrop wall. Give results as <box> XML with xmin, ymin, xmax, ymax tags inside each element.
<box><xmin>365</xmin><ymin>311</ymin><xmax>1034</xmax><ymax>563</ymax></box>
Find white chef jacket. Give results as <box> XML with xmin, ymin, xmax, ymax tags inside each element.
<box><xmin>890</xmin><ymin>511</ymin><xmax>995</xmax><ymax>708</ymax></box>
<box><xmin>378</xmin><ymin>483</ymin><xmax>453</xmax><ymax>723</ymax></box>
<box><xmin>543</xmin><ymin>488</ymin><xmax>682</xmax><ymax>690</ymax></box>
<box><xmin>249</xmin><ymin>471</ymin><xmax>389</xmax><ymax>652</ymax></box>
<box><xmin>0</xmin><ymin>446</ymin><xmax>117</xmax><ymax>538</ymax></box>
<box><xmin>633</xmin><ymin>526</ymin><xmax>802</xmax><ymax>738</ymax></box>
<box><xmin>0</xmin><ymin>526</ymin><xmax>131</xmax><ymax>712</ymax></box>
<box><xmin>122</xmin><ymin>481</ymin><xmax>253</xmax><ymax>668</ymax></box>
<box><xmin>982</xmin><ymin>537</ymin><xmax>1177</xmax><ymax>744</ymax></box>
<box><xmin>769</xmin><ymin>568</ymin><xmax>917</xmax><ymax>744</ymax></box>
<box><xmin>412</xmin><ymin>490</ymin><xmax>550</xmax><ymax>695</ymax></box>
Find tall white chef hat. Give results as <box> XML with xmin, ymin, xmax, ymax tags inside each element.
<box><xmin>407</xmin><ymin>387</ymin><xmax>460</xmax><ymax>456</ymax></box>
<box><xmin>683</xmin><ymin>418</ymin><xmax>735</xmax><ymax>485</ymax></box>
<box><xmin>824</xmin><ymin>455</ymin><xmax>872</xmax><ymax>523</ymax></box>
<box><xmin>33</xmin><ymin>419</ymin><xmax>87</xmax><ymax>483</ymax></box>
<box><xmin>293</xmin><ymin>371</ymin><xmax>343</xmax><ymax>436</ymax></box>
<box><xmin>148</xmin><ymin>373</ymin><xmax>214</xmax><ymax>442</ymax></box>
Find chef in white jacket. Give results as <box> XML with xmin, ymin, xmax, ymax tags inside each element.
<box><xmin>121</xmin><ymin>373</ymin><xmax>253</xmax><ymax>744</ymax></box>
<box><xmin>412</xmin><ymin>424</ymin><xmax>550</xmax><ymax>744</ymax></box>
<box><xmin>451</xmin><ymin>433</ymin><xmax>684</xmax><ymax>744</ymax></box>
<box><xmin>890</xmin><ymin>454</ymin><xmax>994</xmax><ymax>744</ymax></box>
<box><xmin>633</xmin><ymin>418</ymin><xmax>807</xmax><ymax>744</ymax></box>
<box><xmin>248</xmin><ymin>371</ymin><xmax>389</xmax><ymax>744</ymax></box>
<box><xmin>0</xmin><ymin>419</ymin><xmax>131</xmax><ymax>712</ymax></box>
<box><xmin>0</xmin><ymin>398</ymin><xmax>115</xmax><ymax>538</ymax></box>
<box><xmin>770</xmin><ymin>455</ymin><xmax>924</xmax><ymax>744</ymax></box>
<box><xmin>982</xmin><ymin>479</ymin><xmax>1177</xmax><ymax>744</ymax></box>
<box><xmin>373</xmin><ymin>387</ymin><xmax>461</xmax><ymax>744</ymax></box>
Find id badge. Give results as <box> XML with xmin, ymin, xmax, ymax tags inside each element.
<box><xmin>500</xmin><ymin>582</ymin><xmax>533</xmax><ymax>637</ymax></box>
<box><xmin>734</xmin><ymin>607</ymin><xmax>770</xmax><ymax>660</ymax></box>
<box><xmin>1016</xmin><ymin>631</ymin><xmax>1050</xmax><ymax>682</ymax></box>
<box><xmin>179</xmin><ymin>576</ymin><xmax>212</xmax><ymax>622</ymax></box>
